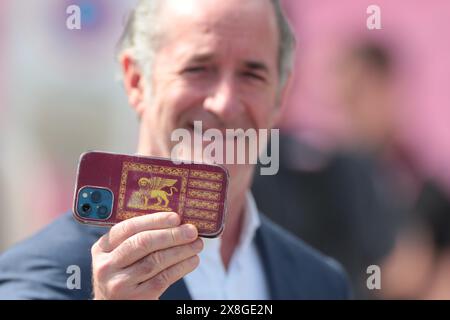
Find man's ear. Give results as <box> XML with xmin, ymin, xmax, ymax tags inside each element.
<box><xmin>120</xmin><ymin>52</ymin><xmax>146</xmax><ymax>117</ymax></box>
<box><xmin>271</xmin><ymin>72</ymin><xmax>295</xmax><ymax>127</ymax></box>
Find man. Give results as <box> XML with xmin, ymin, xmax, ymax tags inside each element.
<box><xmin>0</xmin><ymin>0</ymin><xmax>350</xmax><ymax>299</ymax></box>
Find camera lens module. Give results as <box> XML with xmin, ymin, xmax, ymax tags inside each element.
<box><xmin>80</xmin><ymin>203</ymin><xmax>91</xmax><ymax>216</ymax></box>
<box><xmin>91</xmin><ymin>191</ymin><xmax>102</xmax><ymax>203</ymax></box>
<box><xmin>97</xmin><ymin>205</ymin><xmax>110</xmax><ymax>219</ymax></box>
<box><xmin>77</xmin><ymin>187</ymin><xmax>113</xmax><ymax>220</ymax></box>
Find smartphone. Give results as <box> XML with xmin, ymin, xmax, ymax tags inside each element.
<box><xmin>72</xmin><ymin>151</ymin><xmax>229</xmax><ymax>238</ymax></box>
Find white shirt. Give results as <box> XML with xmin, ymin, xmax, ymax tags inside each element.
<box><xmin>184</xmin><ymin>192</ymin><xmax>270</xmax><ymax>300</ymax></box>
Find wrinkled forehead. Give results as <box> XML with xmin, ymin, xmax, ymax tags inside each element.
<box><xmin>158</xmin><ymin>0</ymin><xmax>279</xmax><ymax>52</ymax></box>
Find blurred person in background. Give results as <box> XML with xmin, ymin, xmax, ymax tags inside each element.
<box><xmin>335</xmin><ymin>42</ymin><xmax>450</xmax><ymax>299</ymax></box>
<box><xmin>253</xmin><ymin>41</ymin><xmax>409</xmax><ymax>298</ymax></box>
<box><xmin>412</xmin><ymin>185</ymin><xmax>450</xmax><ymax>299</ymax></box>
<box><xmin>379</xmin><ymin>183</ymin><xmax>450</xmax><ymax>299</ymax></box>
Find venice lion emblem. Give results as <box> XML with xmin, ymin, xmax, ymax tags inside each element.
<box><xmin>127</xmin><ymin>176</ymin><xmax>178</xmax><ymax>211</ymax></box>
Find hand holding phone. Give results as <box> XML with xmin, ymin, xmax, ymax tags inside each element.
<box><xmin>72</xmin><ymin>151</ymin><xmax>229</xmax><ymax>299</ymax></box>
<box><xmin>91</xmin><ymin>211</ymin><xmax>203</xmax><ymax>299</ymax></box>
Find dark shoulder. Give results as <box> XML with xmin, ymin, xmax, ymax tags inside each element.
<box><xmin>1</xmin><ymin>212</ymin><xmax>106</xmax><ymax>266</ymax></box>
<box><xmin>259</xmin><ymin>214</ymin><xmax>352</xmax><ymax>299</ymax></box>
<box><xmin>0</xmin><ymin>212</ymin><xmax>106</xmax><ymax>299</ymax></box>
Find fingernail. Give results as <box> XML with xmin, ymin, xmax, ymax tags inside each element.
<box><xmin>183</xmin><ymin>224</ymin><xmax>197</xmax><ymax>239</ymax></box>
<box><xmin>190</xmin><ymin>255</ymin><xmax>200</xmax><ymax>266</ymax></box>
<box><xmin>191</xmin><ymin>239</ymin><xmax>203</xmax><ymax>250</ymax></box>
<box><xmin>168</xmin><ymin>213</ymin><xmax>180</xmax><ymax>226</ymax></box>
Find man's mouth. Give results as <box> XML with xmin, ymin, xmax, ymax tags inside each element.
<box><xmin>186</xmin><ymin>122</ymin><xmax>195</xmax><ymax>131</ymax></box>
<box><xmin>184</xmin><ymin>121</ymin><xmax>255</xmax><ymax>143</ymax></box>
<box><xmin>184</xmin><ymin>120</ymin><xmax>239</xmax><ymax>136</ymax></box>
<box><xmin>184</xmin><ymin>121</ymin><xmax>218</xmax><ymax>134</ymax></box>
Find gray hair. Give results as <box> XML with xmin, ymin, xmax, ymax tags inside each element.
<box><xmin>117</xmin><ymin>0</ymin><xmax>296</xmax><ymax>90</ymax></box>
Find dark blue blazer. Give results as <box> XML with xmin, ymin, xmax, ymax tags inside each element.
<box><xmin>0</xmin><ymin>212</ymin><xmax>351</xmax><ymax>299</ymax></box>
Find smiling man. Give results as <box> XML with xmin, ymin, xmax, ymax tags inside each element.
<box><xmin>0</xmin><ymin>0</ymin><xmax>350</xmax><ymax>300</ymax></box>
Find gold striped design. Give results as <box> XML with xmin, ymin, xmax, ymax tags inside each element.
<box><xmin>184</xmin><ymin>208</ymin><xmax>218</xmax><ymax>220</ymax></box>
<box><xmin>190</xmin><ymin>169</ymin><xmax>223</xmax><ymax>181</ymax></box>
<box><xmin>187</xmin><ymin>189</ymin><xmax>221</xmax><ymax>201</ymax></box>
<box><xmin>186</xmin><ymin>198</ymin><xmax>219</xmax><ymax>211</ymax></box>
<box><xmin>184</xmin><ymin>219</ymin><xmax>217</xmax><ymax>231</ymax></box>
<box><xmin>188</xmin><ymin>179</ymin><xmax>222</xmax><ymax>191</ymax></box>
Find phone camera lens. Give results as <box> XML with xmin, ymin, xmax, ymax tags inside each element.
<box><xmin>97</xmin><ymin>206</ymin><xmax>110</xmax><ymax>219</ymax></box>
<box><xmin>81</xmin><ymin>203</ymin><xmax>91</xmax><ymax>216</ymax></box>
<box><xmin>91</xmin><ymin>191</ymin><xmax>102</xmax><ymax>203</ymax></box>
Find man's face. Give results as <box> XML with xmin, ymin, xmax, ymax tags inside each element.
<box><xmin>127</xmin><ymin>0</ymin><xmax>283</xmax><ymax>195</ymax></box>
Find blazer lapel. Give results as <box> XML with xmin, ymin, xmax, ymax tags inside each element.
<box><xmin>160</xmin><ymin>278</ymin><xmax>191</xmax><ymax>300</ymax></box>
<box><xmin>255</xmin><ymin>215</ymin><xmax>299</xmax><ymax>299</ymax></box>
<box><xmin>161</xmin><ymin>214</ymin><xmax>296</xmax><ymax>300</ymax></box>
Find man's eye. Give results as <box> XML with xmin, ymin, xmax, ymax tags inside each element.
<box><xmin>242</xmin><ymin>72</ymin><xmax>265</xmax><ymax>82</ymax></box>
<box><xmin>184</xmin><ymin>66</ymin><xmax>207</xmax><ymax>73</ymax></box>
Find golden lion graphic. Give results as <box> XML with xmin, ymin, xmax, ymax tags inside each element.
<box><xmin>127</xmin><ymin>177</ymin><xmax>178</xmax><ymax>211</ymax></box>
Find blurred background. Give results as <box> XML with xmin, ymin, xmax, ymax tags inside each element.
<box><xmin>1</xmin><ymin>0</ymin><xmax>450</xmax><ymax>299</ymax></box>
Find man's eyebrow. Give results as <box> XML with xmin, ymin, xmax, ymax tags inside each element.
<box><xmin>186</xmin><ymin>54</ymin><xmax>215</xmax><ymax>64</ymax></box>
<box><xmin>244</xmin><ymin>60</ymin><xmax>270</xmax><ymax>74</ymax></box>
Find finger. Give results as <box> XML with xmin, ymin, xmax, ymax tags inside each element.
<box><xmin>111</xmin><ymin>224</ymin><xmax>198</xmax><ymax>268</ymax></box>
<box><xmin>125</xmin><ymin>238</ymin><xmax>203</xmax><ymax>285</ymax></box>
<box><xmin>136</xmin><ymin>255</ymin><xmax>200</xmax><ymax>299</ymax></box>
<box><xmin>95</xmin><ymin>212</ymin><xmax>180</xmax><ymax>252</ymax></box>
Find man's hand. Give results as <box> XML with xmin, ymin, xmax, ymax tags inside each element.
<box><xmin>91</xmin><ymin>211</ymin><xmax>203</xmax><ymax>299</ymax></box>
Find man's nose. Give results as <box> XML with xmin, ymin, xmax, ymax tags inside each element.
<box><xmin>203</xmin><ymin>76</ymin><xmax>243</xmax><ymax>122</ymax></box>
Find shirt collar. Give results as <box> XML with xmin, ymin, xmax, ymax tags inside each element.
<box><xmin>202</xmin><ymin>192</ymin><xmax>261</xmax><ymax>253</ymax></box>
<box><xmin>239</xmin><ymin>192</ymin><xmax>261</xmax><ymax>250</ymax></box>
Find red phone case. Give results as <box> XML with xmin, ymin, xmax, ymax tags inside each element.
<box><xmin>72</xmin><ymin>151</ymin><xmax>229</xmax><ymax>238</ymax></box>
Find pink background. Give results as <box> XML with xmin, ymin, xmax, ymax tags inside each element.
<box><xmin>280</xmin><ymin>0</ymin><xmax>450</xmax><ymax>192</ymax></box>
